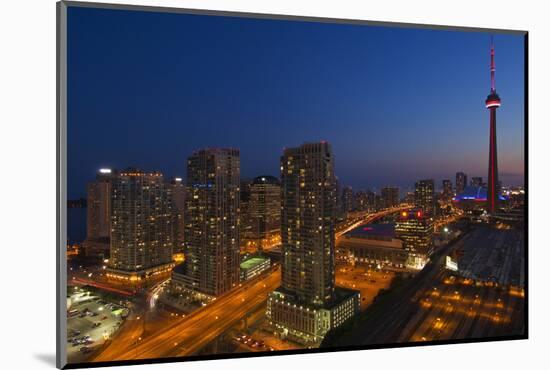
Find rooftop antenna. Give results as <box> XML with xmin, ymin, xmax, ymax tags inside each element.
<box><xmin>490</xmin><ymin>35</ymin><xmax>496</xmax><ymax>93</ymax></box>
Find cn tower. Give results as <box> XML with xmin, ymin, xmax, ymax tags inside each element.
<box><xmin>485</xmin><ymin>36</ymin><xmax>501</xmax><ymax>214</ymax></box>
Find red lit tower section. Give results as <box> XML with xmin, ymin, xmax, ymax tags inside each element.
<box><xmin>485</xmin><ymin>37</ymin><xmax>501</xmax><ymax>214</ymax></box>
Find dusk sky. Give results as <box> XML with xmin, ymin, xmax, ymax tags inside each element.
<box><xmin>67</xmin><ymin>6</ymin><xmax>525</xmax><ymax>199</ymax></box>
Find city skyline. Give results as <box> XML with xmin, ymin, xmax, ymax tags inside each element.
<box><xmin>62</xmin><ymin>5</ymin><xmax>526</xmax><ymax>365</ymax></box>
<box><xmin>67</xmin><ymin>7</ymin><xmax>525</xmax><ymax>199</ymax></box>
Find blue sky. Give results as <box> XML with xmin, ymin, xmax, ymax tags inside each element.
<box><xmin>67</xmin><ymin>6</ymin><xmax>525</xmax><ymax>198</ymax></box>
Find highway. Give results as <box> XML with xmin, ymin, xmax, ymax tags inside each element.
<box><xmin>71</xmin><ymin>277</ymin><xmax>134</xmax><ymax>296</ymax></box>
<box><xmin>92</xmin><ymin>268</ymin><xmax>281</xmax><ymax>361</ymax></box>
<box><xmin>336</xmin><ymin>205</ymin><xmax>412</xmax><ymax>240</ymax></box>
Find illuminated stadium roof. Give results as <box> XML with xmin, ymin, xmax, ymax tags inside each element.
<box><xmin>452</xmin><ymin>186</ymin><xmax>507</xmax><ymax>202</ymax></box>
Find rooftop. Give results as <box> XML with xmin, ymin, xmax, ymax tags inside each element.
<box><xmin>240</xmin><ymin>256</ymin><xmax>270</xmax><ymax>270</ymax></box>
<box><xmin>455</xmin><ymin>227</ymin><xmax>524</xmax><ymax>287</ymax></box>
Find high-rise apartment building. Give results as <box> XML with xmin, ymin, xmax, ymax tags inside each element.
<box><xmin>354</xmin><ymin>190</ymin><xmax>375</xmax><ymax>212</ymax></box>
<box><xmin>341</xmin><ymin>186</ymin><xmax>354</xmax><ymax>214</ymax></box>
<box><xmin>106</xmin><ymin>168</ymin><xmax>175</xmax><ymax>285</ymax></box>
<box><xmin>178</xmin><ymin>148</ymin><xmax>240</xmax><ymax>298</ymax></box>
<box><xmin>405</xmin><ymin>191</ymin><xmax>415</xmax><ymax>205</ymax></box>
<box><xmin>381</xmin><ymin>186</ymin><xmax>399</xmax><ymax>209</ymax></box>
<box><xmin>84</xmin><ymin>168</ymin><xmax>115</xmax><ymax>258</ymax></box>
<box><xmin>248</xmin><ymin>176</ymin><xmax>281</xmax><ymax>251</ymax></box>
<box><xmin>442</xmin><ymin>179</ymin><xmax>453</xmax><ymax>201</ymax></box>
<box><xmin>335</xmin><ymin>177</ymin><xmax>342</xmax><ymax>217</ymax></box>
<box><xmin>414</xmin><ymin>179</ymin><xmax>435</xmax><ymax>216</ymax></box>
<box><xmin>267</xmin><ymin>142</ymin><xmax>359</xmax><ymax>344</ymax></box>
<box><xmin>239</xmin><ymin>179</ymin><xmax>253</xmax><ymax>251</ymax></box>
<box><xmin>395</xmin><ymin>208</ymin><xmax>434</xmax><ymax>270</ymax></box>
<box><xmin>168</xmin><ymin>177</ymin><xmax>185</xmax><ymax>253</ymax></box>
<box><xmin>456</xmin><ymin>172</ymin><xmax>468</xmax><ymax>195</ymax></box>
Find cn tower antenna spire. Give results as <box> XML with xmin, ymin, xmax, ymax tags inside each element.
<box><xmin>490</xmin><ymin>35</ymin><xmax>496</xmax><ymax>93</ymax></box>
<box><xmin>485</xmin><ymin>35</ymin><xmax>501</xmax><ymax>214</ymax></box>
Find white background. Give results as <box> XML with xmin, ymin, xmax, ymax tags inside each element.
<box><xmin>0</xmin><ymin>0</ymin><xmax>548</xmax><ymax>369</ymax></box>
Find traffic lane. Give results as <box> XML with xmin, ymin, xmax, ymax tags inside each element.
<box><xmin>140</xmin><ymin>274</ymin><xmax>277</xmax><ymax>358</ymax></box>
<box><xmin>108</xmin><ymin>270</ymin><xmax>280</xmax><ymax>361</ymax></box>
<box><xmin>93</xmin><ymin>268</ymin><xmax>279</xmax><ymax>361</ymax></box>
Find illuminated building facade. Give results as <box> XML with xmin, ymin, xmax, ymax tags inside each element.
<box><xmin>354</xmin><ymin>190</ymin><xmax>375</xmax><ymax>212</ymax></box>
<box><xmin>267</xmin><ymin>142</ymin><xmax>359</xmax><ymax>344</ymax></box>
<box><xmin>404</xmin><ymin>191</ymin><xmax>415</xmax><ymax>205</ymax></box>
<box><xmin>381</xmin><ymin>186</ymin><xmax>399</xmax><ymax>209</ymax></box>
<box><xmin>374</xmin><ymin>193</ymin><xmax>384</xmax><ymax>211</ymax></box>
<box><xmin>168</xmin><ymin>177</ymin><xmax>185</xmax><ymax>253</ymax></box>
<box><xmin>83</xmin><ymin>168</ymin><xmax>115</xmax><ymax>258</ymax></box>
<box><xmin>239</xmin><ymin>179</ymin><xmax>253</xmax><ymax>251</ymax></box>
<box><xmin>414</xmin><ymin>179</ymin><xmax>435</xmax><ymax>216</ymax></box>
<box><xmin>338</xmin><ymin>224</ymin><xmax>409</xmax><ymax>270</ymax></box>
<box><xmin>179</xmin><ymin>148</ymin><xmax>240</xmax><ymax>297</ymax></box>
<box><xmin>456</xmin><ymin>172</ymin><xmax>468</xmax><ymax>195</ymax></box>
<box><xmin>279</xmin><ymin>142</ymin><xmax>336</xmax><ymax>305</ymax></box>
<box><xmin>335</xmin><ymin>177</ymin><xmax>342</xmax><ymax>217</ymax></box>
<box><xmin>395</xmin><ymin>209</ymin><xmax>434</xmax><ymax>270</ymax></box>
<box><xmin>107</xmin><ymin>168</ymin><xmax>175</xmax><ymax>284</ymax></box>
<box><xmin>341</xmin><ymin>186</ymin><xmax>354</xmax><ymax>214</ymax></box>
<box><xmin>267</xmin><ymin>287</ymin><xmax>359</xmax><ymax>344</ymax></box>
<box><xmin>248</xmin><ymin>176</ymin><xmax>281</xmax><ymax>251</ymax></box>
<box><xmin>442</xmin><ymin>179</ymin><xmax>453</xmax><ymax>201</ymax></box>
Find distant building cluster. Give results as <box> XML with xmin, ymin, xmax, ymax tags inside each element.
<box><xmin>336</xmin><ymin>185</ymin><xmax>398</xmax><ymax>219</ymax></box>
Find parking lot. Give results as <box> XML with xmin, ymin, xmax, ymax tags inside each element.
<box><xmin>66</xmin><ymin>287</ymin><xmax>129</xmax><ymax>363</ymax></box>
<box><xmin>335</xmin><ymin>264</ymin><xmax>395</xmax><ymax>310</ymax></box>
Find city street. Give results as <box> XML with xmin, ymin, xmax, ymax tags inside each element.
<box><xmin>92</xmin><ymin>268</ymin><xmax>281</xmax><ymax>361</ymax></box>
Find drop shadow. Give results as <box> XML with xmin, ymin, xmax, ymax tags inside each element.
<box><xmin>34</xmin><ymin>353</ymin><xmax>57</xmax><ymax>367</ymax></box>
